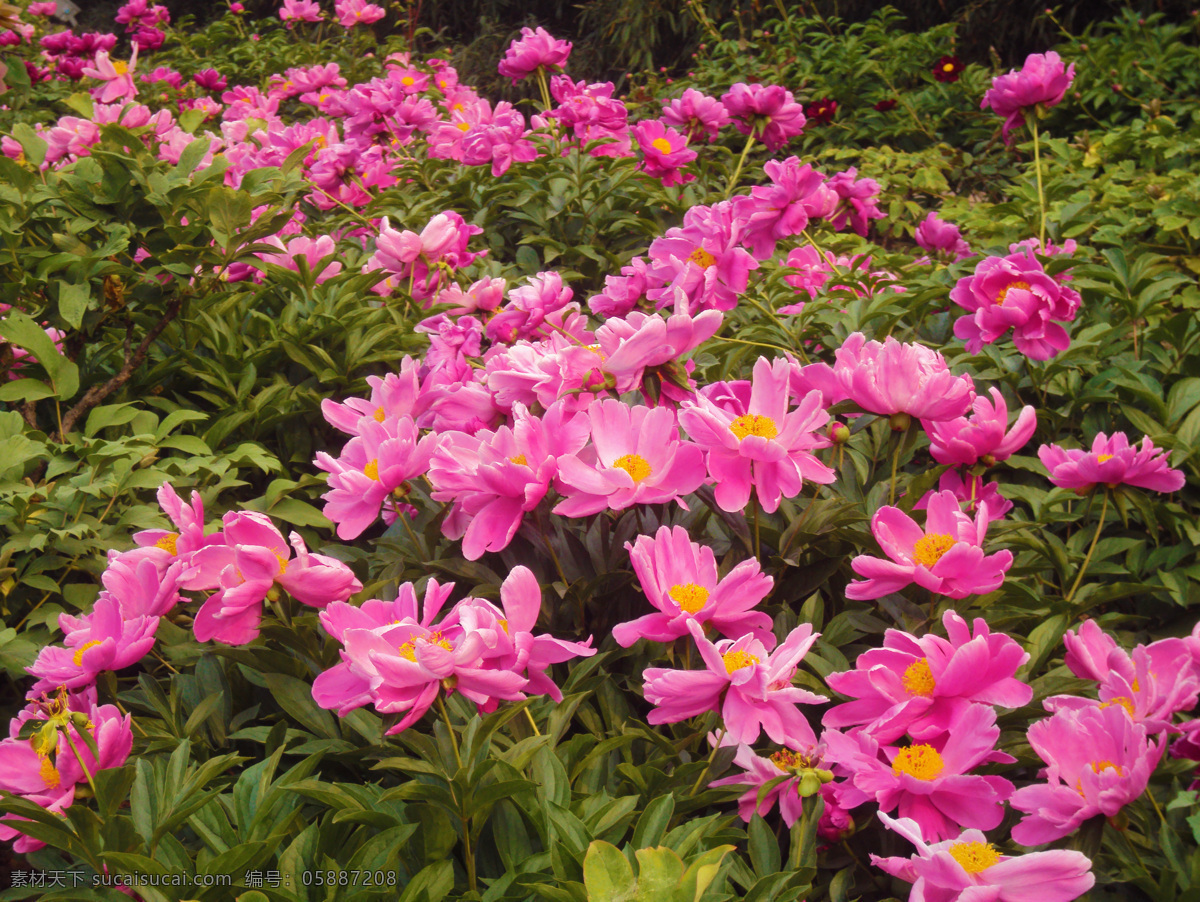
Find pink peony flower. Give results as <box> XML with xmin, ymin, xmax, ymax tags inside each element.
<box><xmin>485</xmin><ymin>272</ymin><xmax>574</xmax><ymax>344</ymax></box>
<box><xmin>1038</xmin><ymin>432</ymin><xmax>1184</xmax><ymax>493</ymax></box>
<box><xmin>824</xmin><ymin>168</ymin><xmax>886</xmax><ymax>237</ymax></box>
<box><xmin>1009</xmin><ymin>704</ymin><xmax>1165</xmax><ymax>845</ymax></box>
<box><xmin>80</xmin><ymin>47</ymin><xmax>138</xmax><ymax>104</ymax></box>
<box><xmin>497</xmin><ymin>26</ymin><xmax>571</xmax><ymax>84</ymax></box>
<box><xmin>612</xmin><ymin>525</ymin><xmax>775</xmax><ymax>647</ymax></box>
<box><xmin>871</xmin><ymin>812</ymin><xmax>1096</xmax><ymax>902</ymax></box>
<box><xmin>643</xmin><ymin>618</ymin><xmax>826</xmax><ymax>747</ymax></box>
<box><xmin>280</xmin><ymin>0</ymin><xmax>323</xmax><ymax>22</ymax></box>
<box><xmin>926</xmin><ymin>388</ymin><xmax>1037</xmax><ymax>467</ymax></box>
<box><xmin>950</xmin><ymin>249</ymin><xmax>1081</xmax><ymax>360</ymax></box>
<box><xmin>846</xmin><ymin>490</ymin><xmax>1013</xmax><ymax>600</ymax></box>
<box><xmin>552</xmin><ymin>400</ymin><xmax>706</xmax><ymax>516</ymax></box>
<box><xmin>27</xmin><ymin>594</ymin><xmax>159</xmax><ymax>693</ymax></box>
<box><xmin>914</xmin><ymin>212</ymin><xmax>973</xmax><ymax>262</ymax></box>
<box><xmin>823</xmin><ymin>610</ymin><xmax>1032</xmax><ymax>743</ymax></box>
<box><xmin>720</xmin><ymin>82</ymin><xmax>806</xmax><ymax>150</ymax></box>
<box><xmin>914</xmin><ymin>470</ymin><xmax>1014</xmax><ymax>524</ymax></box>
<box><xmin>678</xmin><ymin>356</ymin><xmax>835</xmax><ymax>513</ymax></box>
<box><xmin>254</xmin><ymin>234</ymin><xmax>343</xmax><ymax>283</ymax></box>
<box><xmin>593</xmin><ymin>309</ymin><xmax>723</xmax><ymax>401</ymax></box>
<box><xmin>982</xmin><ymin>51</ymin><xmax>1076</xmax><ymax>141</ymax></box>
<box><xmin>731</xmin><ymin>157</ymin><xmax>837</xmax><ymax>260</ymax></box>
<box><xmin>647</xmin><ymin>201</ymin><xmax>759</xmax><ymax>314</ymax></box>
<box><xmin>708</xmin><ymin>743</ymin><xmax>834</xmax><ymax>826</ymax></box>
<box><xmin>823</xmin><ymin>704</ymin><xmax>1015</xmax><ymax>842</ymax></box>
<box><xmin>661</xmin><ymin>88</ymin><xmax>731</xmax><ymax>143</ymax></box>
<box><xmin>334</xmin><ymin>0</ymin><xmax>385</xmax><ymax>26</ymax></box>
<box><xmin>633</xmin><ymin>119</ymin><xmax>696</xmax><ymax>187</ymax></box>
<box><xmin>320</xmin><ymin>357</ymin><xmax>444</xmax><ymax>436</ymax></box>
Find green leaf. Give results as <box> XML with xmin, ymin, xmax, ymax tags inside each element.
<box><xmin>84</xmin><ymin>403</ymin><xmax>140</xmax><ymax>437</ymax></box>
<box><xmin>207</xmin><ymin>186</ymin><xmax>254</xmax><ymax>249</ymax></box>
<box><xmin>0</xmin><ymin>311</ymin><xmax>79</xmax><ymax>401</ymax></box>
<box><xmin>583</xmin><ymin>841</ymin><xmax>637</xmax><ymax>902</ymax></box>
<box><xmin>633</xmin><ymin>847</ymin><xmax>684</xmax><ymax>902</ymax></box>
<box><xmin>11</xmin><ymin>123</ymin><xmax>47</xmax><ymax>167</ymax></box>
<box><xmin>57</xmin><ymin>281</ymin><xmax>91</xmax><ymax>330</ymax></box>
<box><xmin>631</xmin><ymin>794</ymin><xmax>674</xmax><ymax>850</ymax></box>
<box><xmin>0</xmin><ymin>379</ymin><xmax>56</xmax><ymax>402</ymax></box>
<box><xmin>398</xmin><ymin>860</ymin><xmax>454</xmax><ymax>902</ymax></box>
<box><xmin>748</xmin><ymin>814</ymin><xmax>780</xmax><ymax>877</ymax></box>
<box><xmin>262</xmin><ymin>672</ymin><xmax>339</xmax><ymax>738</ymax></box>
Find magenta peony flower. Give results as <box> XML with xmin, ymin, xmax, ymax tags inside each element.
<box><xmin>950</xmin><ymin>249</ymin><xmax>1080</xmax><ymax>360</ymax></box>
<box><xmin>823</xmin><ymin>704</ymin><xmax>1015</xmax><ymax>842</ymax></box>
<box><xmin>678</xmin><ymin>356</ymin><xmax>835</xmax><ymax>513</ymax></box>
<box><xmin>914</xmin><ymin>470</ymin><xmax>1014</xmax><ymax>524</ymax></box>
<box><xmin>824</xmin><ymin>610</ymin><xmax>1031</xmax><ymax>743</ymax></box>
<box><xmin>982</xmin><ymin>51</ymin><xmax>1075</xmax><ymax>141</ymax></box>
<box><xmin>824</xmin><ymin>168</ymin><xmax>886</xmax><ymax>237</ymax></box>
<box><xmin>643</xmin><ymin>618</ymin><xmax>826</xmax><ymax>747</ymax></box>
<box><xmin>647</xmin><ymin>201</ymin><xmax>759</xmax><ymax>314</ymax></box>
<box><xmin>130</xmin><ymin>482</ymin><xmax>221</xmax><ymax>562</ymax></box>
<box><xmin>552</xmin><ymin>401</ymin><xmax>706</xmax><ymax>516</ymax></box>
<box><xmin>720</xmin><ymin>82</ymin><xmax>806</xmax><ymax>150</ymax></box>
<box><xmin>1010</xmin><ymin>705</ymin><xmax>1165</xmax><ymax>845</ymax></box>
<box><xmin>847</xmin><ymin>490</ymin><xmax>1013</xmax><ymax>600</ymax></box>
<box><xmin>497</xmin><ymin>26</ymin><xmax>571</xmax><ymax>84</ymax></box>
<box><xmin>914</xmin><ymin>211</ymin><xmax>973</xmax><ymax>261</ymax></box>
<box><xmin>612</xmin><ymin>525</ymin><xmax>775</xmax><ymax>647</ymax></box>
<box><xmin>633</xmin><ymin>119</ymin><xmax>696</xmax><ymax>187</ymax></box>
<box><xmin>926</xmin><ymin>387</ymin><xmax>1037</xmax><ymax>467</ymax></box>
<box><xmin>871</xmin><ymin>812</ymin><xmax>1096</xmax><ymax>902</ymax></box>
<box><xmin>1038</xmin><ymin>432</ymin><xmax>1184</xmax><ymax>493</ymax></box>
<box><xmin>731</xmin><ymin>157</ymin><xmax>837</xmax><ymax>260</ymax></box>
<box><xmin>661</xmin><ymin>88</ymin><xmax>731</xmax><ymax>143</ymax></box>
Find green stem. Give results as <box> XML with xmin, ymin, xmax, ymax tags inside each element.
<box><xmin>523</xmin><ymin>706</ymin><xmax>542</xmax><ymax>737</ymax></box>
<box><xmin>888</xmin><ymin>433</ymin><xmax>903</xmax><ymax>505</ymax></box>
<box><xmin>1065</xmin><ymin>490</ymin><xmax>1109</xmax><ymax>604</ymax></box>
<box><xmin>436</xmin><ymin>693</ymin><xmax>462</xmax><ymax>771</ymax></box>
<box><xmin>535</xmin><ymin>66</ymin><xmax>553</xmax><ymax>113</ymax></box>
<box><xmin>1029</xmin><ymin>113</ymin><xmax>1047</xmax><ymax>249</ymax></box>
<box><xmin>62</xmin><ymin>729</ymin><xmax>98</xmax><ymax>799</ymax></box>
<box><xmin>398</xmin><ymin>508</ymin><xmax>423</xmax><ymax>557</ymax></box>
<box><xmin>1146</xmin><ymin>786</ymin><xmax>1169</xmax><ymax>828</ymax></box>
<box><xmin>724</xmin><ymin>130</ymin><xmax>756</xmax><ymax>200</ymax></box>
<box><xmin>689</xmin><ymin>739</ymin><xmax>721</xmax><ymax>796</ymax></box>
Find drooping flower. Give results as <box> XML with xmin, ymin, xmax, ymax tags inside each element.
<box><xmin>823</xmin><ymin>704</ymin><xmax>1015</xmax><ymax>842</ymax></box>
<box><xmin>871</xmin><ymin>813</ymin><xmax>1096</xmax><ymax>902</ymax></box>
<box><xmin>643</xmin><ymin>619</ymin><xmax>826</xmax><ymax>747</ymax></box>
<box><xmin>720</xmin><ymin>82</ymin><xmax>807</xmax><ymax>150</ymax></box>
<box><xmin>677</xmin><ymin>356</ymin><xmax>835</xmax><ymax>513</ymax></box>
<box><xmin>846</xmin><ymin>490</ymin><xmax>1013</xmax><ymax>600</ymax></box>
<box><xmin>982</xmin><ymin>51</ymin><xmax>1075</xmax><ymax>141</ymax></box>
<box><xmin>497</xmin><ymin>26</ymin><xmax>571</xmax><ymax>84</ymax></box>
<box><xmin>1038</xmin><ymin>432</ymin><xmax>1185</xmax><ymax>493</ymax></box>
<box><xmin>914</xmin><ymin>212</ymin><xmax>973</xmax><ymax>262</ymax></box>
<box><xmin>824</xmin><ymin>610</ymin><xmax>1031</xmax><ymax>743</ymax></box>
<box><xmin>926</xmin><ymin>388</ymin><xmax>1037</xmax><ymax>467</ymax></box>
<box><xmin>932</xmin><ymin>55</ymin><xmax>965</xmax><ymax>83</ymax></box>
<box><xmin>1009</xmin><ymin>704</ymin><xmax>1165</xmax><ymax>845</ymax></box>
<box><xmin>613</xmin><ymin>525</ymin><xmax>775</xmax><ymax>647</ymax></box>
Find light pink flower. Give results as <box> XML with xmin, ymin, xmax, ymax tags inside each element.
<box><xmin>279</xmin><ymin>0</ymin><xmax>323</xmax><ymax>22</ymax></box>
<box><xmin>1038</xmin><ymin>431</ymin><xmax>1184</xmax><ymax>493</ymax></box>
<box><xmin>643</xmin><ymin>618</ymin><xmax>826</xmax><ymax>747</ymax></box>
<box><xmin>80</xmin><ymin>47</ymin><xmax>138</xmax><ymax>103</ymax></box>
<box><xmin>914</xmin><ymin>212</ymin><xmax>973</xmax><ymax>262</ymax></box>
<box><xmin>593</xmin><ymin>309</ymin><xmax>723</xmax><ymax>401</ymax></box>
<box><xmin>720</xmin><ymin>82</ymin><xmax>806</xmax><ymax>150</ymax></box>
<box><xmin>1010</xmin><ymin>705</ymin><xmax>1165</xmax><ymax>845</ymax></box>
<box><xmin>497</xmin><ymin>26</ymin><xmax>571</xmax><ymax>83</ymax></box>
<box><xmin>27</xmin><ymin>594</ymin><xmax>159</xmax><ymax>693</ymax></box>
<box><xmin>982</xmin><ymin>51</ymin><xmax>1075</xmax><ymax>141</ymax></box>
<box><xmin>847</xmin><ymin>491</ymin><xmax>1013</xmax><ymax>600</ymax></box>
<box><xmin>254</xmin><ymin>234</ymin><xmax>343</xmax><ymax>283</ymax></box>
<box><xmin>552</xmin><ymin>401</ymin><xmax>706</xmax><ymax>516</ymax></box>
<box><xmin>926</xmin><ymin>388</ymin><xmax>1037</xmax><ymax>467</ymax></box>
<box><xmin>871</xmin><ymin>812</ymin><xmax>1095</xmax><ymax>902</ymax></box>
<box><xmin>334</xmin><ymin>0</ymin><xmax>385</xmax><ymax>27</ymax></box>
<box><xmin>678</xmin><ymin>356</ymin><xmax>835</xmax><ymax>513</ymax></box>
<box><xmin>633</xmin><ymin>119</ymin><xmax>696</xmax><ymax>187</ymax></box>
<box><xmin>613</xmin><ymin>525</ymin><xmax>775</xmax><ymax>647</ymax></box>
<box><xmin>824</xmin><ymin>610</ymin><xmax>1031</xmax><ymax>743</ymax></box>
<box><xmin>823</xmin><ymin>704</ymin><xmax>1015</xmax><ymax>842</ymax></box>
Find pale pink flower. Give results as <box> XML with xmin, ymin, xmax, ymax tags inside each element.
<box><xmin>926</xmin><ymin>388</ymin><xmax>1037</xmax><ymax>467</ymax></box>
<box><xmin>80</xmin><ymin>47</ymin><xmax>138</xmax><ymax>103</ymax></box>
<box><xmin>1038</xmin><ymin>432</ymin><xmax>1184</xmax><ymax>493</ymax></box>
<box><xmin>1010</xmin><ymin>705</ymin><xmax>1165</xmax><ymax>845</ymax></box>
<box><xmin>824</xmin><ymin>610</ymin><xmax>1031</xmax><ymax>743</ymax></box>
<box><xmin>613</xmin><ymin>525</ymin><xmax>775</xmax><ymax>647</ymax></box>
<box><xmin>334</xmin><ymin>0</ymin><xmax>385</xmax><ymax>27</ymax></box>
<box><xmin>846</xmin><ymin>490</ymin><xmax>1013</xmax><ymax>600</ymax></box>
<box><xmin>982</xmin><ymin>51</ymin><xmax>1076</xmax><ymax>141</ymax></box>
<box><xmin>593</xmin><ymin>309</ymin><xmax>723</xmax><ymax>400</ymax></box>
<box><xmin>279</xmin><ymin>0</ymin><xmax>323</xmax><ymax>22</ymax></box>
<box><xmin>871</xmin><ymin>812</ymin><xmax>1095</xmax><ymax>902</ymax></box>
<box><xmin>643</xmin><ymin>618</ymin><xmax>826</xmax><ymax>747</ymax></box>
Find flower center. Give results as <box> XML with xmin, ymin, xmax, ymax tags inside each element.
<box><xmin>668</xmin><ymin>583</ymin><xmax>709</xmax><ymax>614</ymax></box>
<box><xmin>1101</xmin><ymin>697</ymin><xmax>1135</xmax><ymax>716</ymax></box>
<box><xmin>456</xmin><ymin>121</ymin><xmax>470</xmax><ymax>132</ymax></box>
<box><xmin>912</xmin><ymin>533</ymin><xmax>955</xmax><ymax>568</ymax></box>
<box><xmin>364</xmin><ymin>459</ymin><xmax>380</xmax><ymax>480</ymax></box>
<box><xmin>72</xmin><ymin>640</ymin><xmax>103</xmax><ymax>666</ymax></box>
<box><xmin>498</xmin><ymin>619</ymin><xmax>509</xmax><ymax>634</ymax></box>
<box><xmin>39</xmin><ymin>756</ymin><xmax>61</xmax><ymax>789</ymax></box>
<box><xmin>373</xmin><ymin>407</ymin><xmax>386</xmax><ymax>422</ymax></box>
<box><xmin>995</xmin><ymin>280</ymin><xmax>1031</xmax><ymax>306</ymax></box>
<box><xmin>613</xmin><ymin>453</ymin><xmax>652</xmax><ymax>482</ymax></box>
<box><xmin>155</xmin><ymin>533</ymin><xmax>179</xmax><ymax>555</ymax></box>
<box><xmin>650</xmin><ymin>137</ymin><xmax>674</xmax><ymax>154</ymax></box>
<box><xmin>949</xmin><ymin>841</ymin><xmax>999</xmax><ymax>873</ymax></box>
<box><xmin>1097</xmin><ymin>453</ymin><xmax>1114</xmax><ymax>463</ymax></box>
<box><xmin>688</xmin><ymin>247</ymin><xmax>717</xmax><ymax>269</ymax></box>
<box><xmin>891</xmin><ymin>744</ymin><xmax>944</xmax><ymax>780</ymax></box>
<box><xmin>509</xmin><ymin>454</ymin><xmax>528</xmax><ymax>466</ymax></box>
<box><xmin>399</xmin><ymin>632</ymin><xmax>454</xmax><ymax>661</ymax></box>
<box><xmin>722</xmin><ymin>649</ymin><xmax>760</xmax><ymax>674</ymax></box>
<box><xmin>1091</xmin><ymin>759</ymin><xmax>1123</xmax><ymax>775</ymax></box>
<box><xmin>112</xmin><ymin>60</ymin><xmax>129</xmax><ymax>75</ymax></box>
<box><xmin>729</xmin><ymin>414</ymin><xmax>779</xmax><ymax>441</ymax></box>
<box><xmin>902</xmin><ymin>658</ymin><xmax>936</xmax><ymax>697</ymax></box>
<box><xmin>401</xmin><ymin>76</ymin><xmax>415</xmax><ymax>86</ymax></box>
<box><xmin>275</xmin><ymin>552</ymin><xmax>289</xmax><ymax>574</ymax></box>
<box><xmin>943</xmin><ymin>63</ymin><xmax>956</xmax><ymax>72</ymax></box>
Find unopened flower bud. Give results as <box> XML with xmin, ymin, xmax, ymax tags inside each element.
<box><xmin>888</xmin><ymin>412</ymin><xmax>911</xmax><ymax>432</ymax></box>
<box><xmin>829</xmin><ymin>422</ymin><xmax>851</xmax><ymax>444</ymax></box>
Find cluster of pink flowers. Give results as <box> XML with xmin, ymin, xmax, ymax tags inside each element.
<box><xmin>114</xmin><ymin>0</ymin><xmax>168</xmax><ymax>51</ymax></box>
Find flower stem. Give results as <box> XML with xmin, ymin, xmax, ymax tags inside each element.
<box><xmin>62</xmin><ymin>728</ymin><xmax>98</xmax><ymax>800</ymax></box>
<box><xmin>535</xmin><ymin>66</ymin><xmax>553</xmax><ymax>113</ymax></box>
<box><xmin>523</xmin><ymin>706</ymin><xmax>542</xmax><ymax>737</ymax></box>
<box><xmin>1065</xmin><ymin>490</ymin><xmax>1109</xmax><ymax>604</ymax></box>
<box><xmin>436</xmin><ymin>693</ymin><xmax>462</xmax><ymax>771</ymax></box>
<box><xmin>888</xmin><ymin>434</ymin><xmax>903</xmax><ymax>505</ymax></box>
<box><xmin>1146</xmin><ymin>785</ymin><xmax>1169</xmax><ymax>828</ymax></box>
<box><xmin>724</xmin><ymin>130</ymin><xmax>756</xmax><ymax>200</ymax></box>
<box><xmin>1029</xmin><ymin>113</ymin><xmax>1047</xmax><ymax>249</ymax></box>
<box><xmin>689</xmin><ymin>737</ymin><xmax>721</xmax><ymax>796</ymax></box>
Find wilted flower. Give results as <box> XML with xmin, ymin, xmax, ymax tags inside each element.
<box><xmin>709</xmin><ymin>743</ymin><xmax>834</xmax><ymax>825</ymax></box>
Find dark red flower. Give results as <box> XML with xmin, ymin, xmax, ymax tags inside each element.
<box><xmin>804</xmin><ymin>97</ymin><xmax>837</xmax><ymax>125</ymax></box>
<box><xmin>873</xmin><ymin>98</ymin><xmax>897</xmax><ymax>112</ymax></box>
<box><xmin>934</xmin><ymin>55</ymin><xmax>965</xmax><ymax>82</ymax></box>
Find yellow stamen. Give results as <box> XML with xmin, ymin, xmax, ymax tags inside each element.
<box><xmin>155</xmin><ymin>533</ymin><xmax>179</xmax><ymax>555</ymax></box>
<box><xmin>456</xmin><ymin>121</ymin><xmax>470</xmax><ymax>132</ymax></box>
<box><xmin>373</xmin><ymin>407</ymin><xmax>386</xmax><ymax>422</ymax></box>
<box><xmin>1091</xmin><ymin>759</ymin><xmax>1123</xmax><ymax>775</ymax></box>
<box><xmin>275</xmin><ymin>553</ymin><xmax>289</xmax><ymax>574</ymax></box>
<box><xmin>509</xmin><ymin>454</ymin><xmax>528</xmax><ymax>466</ymax></box>
<box><xmin>112</xmin><ymin>60</ymin><xmax>129</xmax><ymax>75</ymax></box>
<box><xmin>498</xmin><ymin>619</ymin><xmax>509</xmax><ymax>634</ymax></box>
<box><xmin>902</xmin><ymin>659</ymin><xmax>936</xmax><ymax>697</ymax></box>
<box><xmin>398</xmin><ymin>631</ymin><xmax>454</xmax><ymax>661</ymax></box>
<box><xmin>891</xmin><ymin>744</ymin><xmax>944</xmax><ymax>780</ymax></box>
<box><xmin>729</xmin><ymin>414</ymin><xmax>779</xmax><ymax>441</ymax></box>
<box><xmin>942</xmin><ymin>62</ymin><xmax>956</xmax><ymax>72</ymax></box>
<box><xmin>948</xmin><ymin>841</ymin><xmax>999</xmax><ymax>873</ymax></box>
<box><xmin>72</xmin><ymin>640</ymin><xmax>103</xmax><ymax>666</ymax></box>
<box><xmin>688</xmin><ymin>247</ymin><xmax>717</xmax><ymax>269</ymax></box>
<box><xmin>722</xmin><ymin>649</ymin><xmax>760</xmax><ymax>674</ymax></box>
<box><xmin>1101</xmin><ymin>697</ymin><xmax>1135</xmax><ymax>716</ymax></box>
<box><xmin>39</xmin><ymin>757</ymin><xmax>61</xmax><ymax>789</ymax></box>
<box><xmin>613</xmin><ymin>453</ymin><xmax>652</xmax><ymax>482</ymax></box>
<box><xmin>364</xmin><ymin>459</ymin><xmax>380</xmax><ymax>480</ymax></box>
<box><xmin>650</xmin><ymin>137</ymin><xmax>674</xmax><ymax>154</ymax></box>
<box><xmin>995</xmin><ymin>280</ymin><xmax>1031</xmax><ymax>306</ymax></box>
<box><xmin>668</xmin><ymin>583</ymin><xmax>709</xmax><ymax>614</ymax></box>
<box><xmin>1097</xmin><ymin>453</ymin><xmax>1114</xmax><ymax>464</ymax></box>
<box><xmin>912</xmin><ymin>533</ymin><xmax>955</xmax><ymax>568</ymax></box>
<box><xmin>401</xmin><ymin>76</ymin><xmax>415</xmax><ymax>86</ymax></box>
